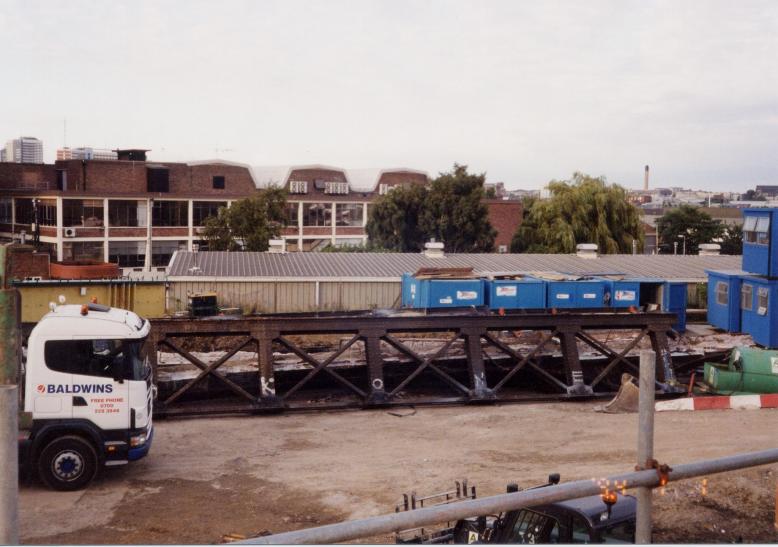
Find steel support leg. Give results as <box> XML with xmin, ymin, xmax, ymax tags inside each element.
<box><xmin>558</xmin><ymin>327</ymin><xmax>593</xmax><ymax>396</ymax></box>
<box><xmin>649</xmin><ymin>327</ymin><xmax>680</xmax><ymax>389</ymax></box>
<box><xmin>254</xmin><ymin>329</ymin><xmax>283</xmax><ymax>409</ymax></box>
<box><xmin>462</xmin><ymin>328</ymin><xmax>495</xmax><ymax>400</ymax></box>
<box><xmin>362</xmin><ymin>330</ymin><xmax>389</xmax><ymax>405</ymax></box>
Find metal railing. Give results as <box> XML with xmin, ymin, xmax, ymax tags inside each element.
<box><xmin>237</xmin><ymin>447</ymin><xmax>778</xmax><ymax>544</ymax></box>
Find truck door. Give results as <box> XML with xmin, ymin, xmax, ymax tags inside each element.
<box><xmin>35</xmin><ymin>340</ymin><xmax>78</xmax><ymax>419</ymax></box>
<box><xmin>69</xmin><ymin>338</ymin><xmax>130</xmax><ymax>431</ymax></box>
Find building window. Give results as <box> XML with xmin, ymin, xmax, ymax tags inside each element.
<box><xmin>741</xmin><ymin>284</ymin><xmax>753</xmax><ymax>311</ymax></box>
<box><xmin>743</xmin><ymin>215</ymin><xmax>770</xmax><ymax>245</ymax></box>
<box><xmin>109</xmin><ymin>241</ymin><xmax>146</xmax><ymax>267</ymax></box>
<box><xmin>151</xmin><ymin>240</ymin><xmax>186</xmax><ymax>267</ymax></box>
<box><xmin>335</xmin><ymin>203</ymin><xmax>363</xmax><ymax>227</ymax></box>
<box><xmin>193</xmin><ymin>201</ymin><xmax>226</xmax><ymax>226</ymax></box>
<box><xmin>63</xmin><ymin>199</ymin><xmax>104</xmax><ymax>227</ymax></box>
<box><xmin>108</xmin><ymin>200</ymin><xmax>147</xmax><ymax>227</ymax></box>
<box><xmin>379</xmin><ymin>183</ymin><xmax>394</xmax><ymax>195</ymax></box>
<box><xmin>285</xmin><ymin>203</ymin><xmax>299</xmax><ymax>226</ymax></box>
<box><xmin>147</xmin><ymin>167</ymin><xmax>170</xmax><ymax>193</ymax></box>
<box><xmin>757</xmin><ymin>287</ymin><xmax>769</xmax><ymax>315</ymax></box>
<box><xmin>289</xmin><ymin>180</ymin><xmax>308</xmax><ymax>194</ymax></box>
<box><xmin>152</xmin><ymin>201</ymin><xmax>188</xmax><ymax>227</ymax></box>
<box><xmin>56</xmin><ymin>169</ymin><xmax>67</xmax><ymax>191</ymax></box>
<box><xmin>715</xmin><ymin>281</ymin><xmax>729</xmax><ymax>306</ymax></box>
<box><xmin>62</xmin><ymin>241</ymin><xmax>104</xmax><ymax>262</ymax></box>
<box><xmin>36</xmin><ymin>199</ymin><xmax>57</xmax><ymax>226</ymax></box>
<box><xmin>325</xmin><ymin>181</ymin><xmax>349</xmax><ymax>195</ymax></box>
<box><xmin>0</xmin><ymin>199</ymin><xmax>12</xmax><ymax>223</ymax></box>
<box><xmin>14</xmin><ymin>199</ymin><xmax>34</xmax><ymax>225</ymax></box>
<box><xmin>303</xmin><ymin>203</ymin><xmax>331</xmax><ymax>226</ymax></box>
<box><xmin>212</xmin><ymin>176</ymin><xmax>225</xmax><ymax>190</ymax></box>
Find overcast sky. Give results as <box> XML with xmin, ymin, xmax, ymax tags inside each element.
<box><xmin>1</xmin><ymin>0</ymin><xmax>776</xmax><ymax>191</ymax></box>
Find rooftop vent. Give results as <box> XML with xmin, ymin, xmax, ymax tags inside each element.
<box><xmin>424</xmin><ymin>240</ymin><xmax>445</xmax><ymax>259</ymax></box>
<box><xmin>576</xmin><ymin>243</ymin><xmax>599</xmax><ymax>259</ymax></box>
<box><xmin>698</xmin><ymin>243</ymin><xmax>721</xmax><ymax>256</ymax></box>
<box><xmin>268</xmin><ymin>239</ymin><xmax>286</xmax><ymax>254</ymax></box>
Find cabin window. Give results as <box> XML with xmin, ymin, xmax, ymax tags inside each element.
<box><xmin>757</xmin><ymin>287</ymin><xmax>769</xmax><ymax>315</ymax></box>
<box><xmin>741</xmin><ymin>284</ymin><xmax>753</xmax><ymax>311</ymax></box>
<box><xmin>715</xmin><ymin>282</ymin><xmax>729</xmax><ymax>306</ymax></box>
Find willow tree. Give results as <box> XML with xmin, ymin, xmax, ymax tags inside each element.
<box><xmin>511</xmin><ymin>173</ymin><xmax>643</xmax><ymax>254</ymax></box>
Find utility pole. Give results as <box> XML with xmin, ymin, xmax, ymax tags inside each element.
<box><xmin>0</xmin><ymin>244</ymin><xmax>20</xmax><ymax>544</ymax></box>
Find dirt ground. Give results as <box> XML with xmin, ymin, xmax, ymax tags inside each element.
<box><xmin>19</xmin><ymin>402</ymin><xmax>778</xmax><ymax>544</ymax></box>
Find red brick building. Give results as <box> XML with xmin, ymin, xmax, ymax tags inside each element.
<box><xmin>0</xmin><ymin>157</ymin><xmax>521</xmax><ymax>274</ymax></box>
<box><xmin>484</xmin><ymin>199</ymin><xmax>523</xmax><ymax>252</ymax></box>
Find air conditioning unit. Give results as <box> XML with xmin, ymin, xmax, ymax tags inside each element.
<box><xmin>64</xmin><ymin>227</ymin><xmax>76</xmax><ymax>237</ymax></box>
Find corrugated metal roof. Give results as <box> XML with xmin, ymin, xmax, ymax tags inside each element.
<box><xmin>168</xmin><ymin>251</ymin><xmax>742</xmax><ymax>282</ymax></box>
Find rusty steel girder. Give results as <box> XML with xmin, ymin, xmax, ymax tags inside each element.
<box><xmin>149</xmin><ymin>311</ymin><xmax>679</xmax><ymax>416</ymax></box>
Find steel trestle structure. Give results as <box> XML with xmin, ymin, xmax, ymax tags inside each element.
<box><xmin>149</xmin><ymin>311</ymin><xmax>680</xmax><ymax>416</ymax></box>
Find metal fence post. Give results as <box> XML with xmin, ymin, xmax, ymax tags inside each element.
<box><xmin>0</xmin><ymin>244</ymin><xmax>20</xmax><ymax>544</ymax></box>
<box><xmin>636</xmin><ymin>349</ymin><xmax>656</xmax><ymax>544</ymax></box>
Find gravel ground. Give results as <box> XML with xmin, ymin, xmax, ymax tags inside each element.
<box><xmin>18</xmin><ymin>402</ymin><xmax>778</xmax><ymax>544</ymax></box>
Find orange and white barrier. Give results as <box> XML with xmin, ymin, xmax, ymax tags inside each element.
<box><xmin>656</xmin><ymin>394</ymin><xmax>778</xmax><ymax>411</ymax></box>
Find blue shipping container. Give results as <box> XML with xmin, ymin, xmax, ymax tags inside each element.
<box><xmin>705</xmin><ymin>270</ymin><xmax>744</xmax><ymax>332</ymax></box>
<box><xmin>402</xmin><ymin>276</ymin><xmax>486</xmax><ymax>308</ymax></box>
<box><xmin>740</xmin><ymin>276</ymin><xmax>778</xmax><ymax>348</ymax></box>
<box><xmin>742</xmin><ymin>208</ymin><xmax>778</xmax><ymax>277</ymax></box>
<box><xmin>599</xmin><ymin>278</ymin><xmax>641</xmax><ymax>308</ymax></box>
<box><xmin>547</xmin><ymin>279</ymin><xmax>606</xmax><ymax>308</ymax></box>
<box><xmin>662</xmin><ymin>281</ymin><xmax>688</xmax><ymax>332</ymax></box>
<box><xmin>487</xmin><ymin>278</ymin><xmax>546</xmax><ymax>310</ymax></box>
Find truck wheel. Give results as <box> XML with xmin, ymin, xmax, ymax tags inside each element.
<box><xmin>38</xmin><ymin>436</ymin><xmax>98</xmax><ymax>491</ymax></box>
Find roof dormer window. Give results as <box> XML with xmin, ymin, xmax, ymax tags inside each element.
<box><xmin>289</xmin><ymin>180</ymin><xmax>308</xmax><ymax>194</ymax></box>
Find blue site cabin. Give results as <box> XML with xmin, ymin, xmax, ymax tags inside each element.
<box><xmin>739</xmin><ymin>275</ymin><xmax>778</xmax><ymax>348</ymax></box>
<box><xmin>706</xmin><ymin>270</ymin><xmax>745</xmax><ymax>332</ymax></box>
<box><xmin>485</xmin><ymin>276</ymin><xmax>546</xmax><ymax>310</ymax></box>
<box><xmin>662</xmin><ymin>281</ymin><xmax>688</xmax><ymax>333</ymax></box>
<box><xmin>742</xmin><ymin>208</ymin><xmax>778</xmax><ymax>277</ymax></box>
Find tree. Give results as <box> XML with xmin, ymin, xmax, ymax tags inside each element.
<box><xmin>366</xmin><ymin>164</ymin><xmax>496</xmax><ymax>252</ymax></box>
<box><xmin>510</xmin><ymin>173</ymin><xmax>642</xmax><ymax>254</ymax></box>
<box><xmin>719</xmin><ymin>224</ymin><xmax>743</xmax><ymax>255</ymax></box>
<box><xmin>423</xmin><ymin>165</ymin><xmax>496</xmax><ymax>252</ymax></box>
<box><xmin>202</xmin><ymin>188</ymin><xmax>287</xmax><ymax>251</ymax></box>
<box><xmin>366</xmin><ymin>184</ymin><xmax>430</xmax><ymax>252</ymax></box>
<box><xmin>320</xmin><ymin>242</ymin><xmax>393</xmax><ymax>253</ymax></box>
<box><xmin>655</xmin><ymin>204</ymin><xmax>723</xmax><ymax>255</ymax></box>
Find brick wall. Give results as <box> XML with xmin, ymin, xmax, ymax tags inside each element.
<box><xmin>485</xmin><ymin>200</ymin><xmax>523</xmax><ymax>250</ymax></box>
<box><xmin>8</xmin><ymin>245</ymin><xmax>51</xmax><ymax>280</ymax></box>
<box><xmin>0</xmin><ymin>163</ymin><xmax>57</xmax><ymax>190</ymax></box>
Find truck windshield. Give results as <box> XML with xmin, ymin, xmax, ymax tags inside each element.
<box><xmin>44</xmin><ymin>338</ymin><xmax>151</xmax><ymax>381</ymax></box>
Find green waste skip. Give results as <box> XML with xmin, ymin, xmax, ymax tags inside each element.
<box><xmin>703</xmin><ymin>346</ymin><xmax>778</xmax><ymax>395</ymax></box>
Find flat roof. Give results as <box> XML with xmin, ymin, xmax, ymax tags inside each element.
<box><xmin>167</xmin><ymin>251</ymin><xmax>741</xmax><ymax>282</ymax></box>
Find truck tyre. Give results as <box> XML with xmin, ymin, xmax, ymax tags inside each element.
<box><xmin>37</xmin><ymin>435</ymin><xmax>99</xmax><ymax>491</ymax></box>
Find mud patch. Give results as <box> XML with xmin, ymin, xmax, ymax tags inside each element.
<box><xmin>24</xmin><ymin>474</ymin><xmax>345</xmax><ymax>545</ymax></box>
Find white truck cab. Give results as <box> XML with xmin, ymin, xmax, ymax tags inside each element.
<box><xmin>19</xmin><ymin>302</ymin><xmax>154</xmax><ymax>490</ymax></box>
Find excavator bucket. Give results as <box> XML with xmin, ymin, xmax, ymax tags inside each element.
<box><xmin>595</xmin><ymin>373</ymin><xmax>640</xmax><ymax>413</ymax></box>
